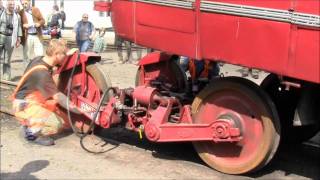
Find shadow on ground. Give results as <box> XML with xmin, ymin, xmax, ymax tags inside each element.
<box><xmin>0</xmin><ymin>160</ymin><xmax>49</xmax><ymax>180</ymax></box>
<box><xmin>95</xmin><ymin>127</ymin><xmax>320</xmax><ymax>179</ymax></box>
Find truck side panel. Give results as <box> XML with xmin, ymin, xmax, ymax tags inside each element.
<box><xmin>288</xmin><ymin>1</ymin><xmax>320</xmax><ymax>83</ymax></box>
<box><xmin>135</xmin><ymin>1</ymin><xmax>197</xmax><ymax>57</ymax></box>
<box><xmin>199</xmin><ymin>0</ymin><xmax>292</xmax><ymax>76</ymax></box>
<box><xmin>111</xmin><ymin>0</ymin><xmax>135</xmax><ymax>40</ymax></box>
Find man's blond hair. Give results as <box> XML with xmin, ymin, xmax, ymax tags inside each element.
<box><xmin>46</xmin><ymin>39</ymin><xmax>68</xmax><ymax>56</ymax></box>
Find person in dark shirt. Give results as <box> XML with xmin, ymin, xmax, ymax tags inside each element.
<box><xmin>60</xmin><ymin>7</ymin><xmax>65</xmax><ymax>29</ymax></box>
<box><xmin>47</xmin><ymin>5</ymin><xmax>61</xmax><ymax>39</ymax></box>
<box><xmin>12</xmin><ymin>39</ymin><xmax>82</xmax><ymax>146</ymax></box>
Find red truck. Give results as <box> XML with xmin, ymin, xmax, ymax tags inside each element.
<box><xmin>57</xmin><ymin>0</ymin><xmax>320</xmax><ymax>175</ymax></box>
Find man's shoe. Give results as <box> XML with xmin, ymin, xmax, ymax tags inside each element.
<box><xmin>20</xmin><ymin>126</ymin><xmax>37</xmax><ymax>141</ymax></box>
<box><xmin>31</xmin><ymin>136</ymin><xmax>55</xmax><ymax>146</ymax></box>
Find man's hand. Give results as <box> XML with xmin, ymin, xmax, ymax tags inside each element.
<box><xmin>67</xmin><ymin>48</ymin><xmax>79</xmax><ymax>55</ymax></box>
<box><xmin>34</xmin><ymin>22</ymin><xmax>41</xmax><ymax>28</ymax></box>
<box><xmin>15</xmin><ymin>38</ymin><xmax>21</xmax><ymax>48</ymax></box>
<box><xmin>72</xmin><ymin>31</ymin><xmax>77</xmax><ymax>41</ymax></box>
<box><xmin>69</xmin><ymin>104</ymin><xmax>83</xmax><ymax>115</ymax></box>
<box><xmin>52</xmin><ymin>73</ymin><xmax>59</xmax><ymax>86</ymax></box>
<box><xmin>53</xmin><ymin>92</ymin><xmax>83</xmax><ymax>115</ymax></box>
<box><xmin>23</xmin><ymin>24</ymin><xmax>30</xmax><ymax>29</ymax></box>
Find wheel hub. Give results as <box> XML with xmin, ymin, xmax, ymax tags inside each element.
<box><xmin>212</xmin><ymin>115</ymin><xmax>242</xmax><ymax>142</ymax></box>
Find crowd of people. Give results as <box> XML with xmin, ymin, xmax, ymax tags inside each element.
<box><xmin>0</xmin><ymin>0</ymin><xmax>145</xmax><ymax>146</ymax></box>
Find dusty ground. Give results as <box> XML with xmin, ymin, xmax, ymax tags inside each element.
<box><xmin>1</xmin><ymin>31</ymin><xmax>320</xmax><ymax>179</ymax></box>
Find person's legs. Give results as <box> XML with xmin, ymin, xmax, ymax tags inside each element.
<box><xmin>2</xmin><ymin>36</ymin><xmax>14</xmax><ymax>80</ymax></box>
<box><xmin>179</xmin><ymin>56</ymin><xmax>189</xmax><ymax>72</ymax></box>
<box><xmin>250</xmin><ymin>68</ymin><xmax>260</xmax><ymax>79</ymax></box>
<box><xmin>0</xmin><ymin>44</ymin><xmax>4</xmax><ymax>78</ymax></box>
<box><xmin>16</xmin><ymin>103</ymin><xmax>64</xmax><ymax>146</ymax></box>
<box><xmin>22</xmin><ymin>44</ymin><xmax>29</xmax><ymax>68</ymax></box>
<box><xmin>3</xmin><ymin>47</ymin><xmax>14</xmax><ymax>80</ymax></box>
<box><xmin>80</xmin><ymin>40</ymin><xmax>91</xmax><ymax>52</ymax></box>
<box><xmin>115</xmin><ymin>36</ymin><xmax>123</xmax><ymax>62</ymax></box>
<box><xmin>26</xmin><ymin>36</ymin><xmax>34</xmax><ymax>61</ymax></box>
<box><xmin>125</xmin><ymin>41</ymin><xmax>132</xmax><ymax>62</ymax></box>
<box><xmin>135</xmin><ymin>44</ymin><xmax>142</xmax><ymax>60</ymax></box>
<box><xmin>209</xmin><ymin>62</ymin><xmax>220</xmax><ymax>78</ymax></box>
<box><xmin>33</xmin><ymin>35</ymin><xmax>44</xmax><ymax>57</ymax></box>
<box><xmin>241</xmin><ymin>67</ymin><xmax>249</xmax><ymax>77</ymax></box>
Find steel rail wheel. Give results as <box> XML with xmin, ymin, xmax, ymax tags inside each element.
<box><xmin>192</xmin><ymin>77</ymin><xmax>280</xmax><ymax>174</ymax></box>
<box><xmin>58</xmin><ymin>63</ymin><xmax>112</xmax><ymax>133</ymax></box>
<box><xmin>135</xmin><ymin>60</ymin><xmax>188</xmax><ymax>93</ymax></box>
<box><xmin>261</xmin><ymin>74</ymin><xmax>320</xmax><ymax>143</ymax></box>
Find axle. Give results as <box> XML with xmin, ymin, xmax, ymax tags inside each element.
<box><xmin>75</xmin><ymin>86</ymin><xmax>242</xmax><ymax>143</ymax></box>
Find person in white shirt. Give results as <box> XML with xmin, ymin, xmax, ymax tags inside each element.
<box><xmin>19</xmin><ymin>0</ymin><xmax>45</xmax><ymax>68</ymax></box>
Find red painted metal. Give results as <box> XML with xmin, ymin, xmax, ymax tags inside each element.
<box><xmin>94</xmin><ymin>1</ymin><xmax>111</xmax><ymax>12</ymax></box>
<box><xmin>137</xmin><ymin>52</ymin><xmax>172</xmax><ymax>66</ymax></box>
<box><xmin>98</xmin><ymin>97</ymin><xmax>120</xmax><ymax>128</ymax></box>
<box><xmin>132</xmin><ymin>86</ymin><xmax>157</xmax><ymax>106</ymax></box>
<box><xmin>136</xmin><ymin>54</ymin><xmax>188</xmax><ymax>93</ymax></box>
<box><xmin>193</xmin><ymin>88</ymin><xmax>268</xmax><ymax>167</ymax></box>
<box><xmin>57</xmin><ymin>52</ymin><xmax>101</xmax><ymax>74</ymax></box>
<box><xmin>99</xmin><ymin>0</ymin><xmax>320</xmax><ymax>84</ymax></box>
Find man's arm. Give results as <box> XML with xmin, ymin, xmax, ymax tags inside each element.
<box><xmin>73</xmin><ymin>22</ymin><xmax>78</xmax><ymax>40</ymax></box>
<box><xmin>53</xmin><ymin>92</ymin><xmax>82</xmax><ymax>114</ymax></box>
<box><xmin>16</xmin><ymin>14</ymin><xmax>22</xmax><ymax>47</ymax></box>
<box><xmin>89</xmin><ymin>23</ymin><xmax>96</xmax><ymax>40</ymax></box>
<box><xmin>34</xmin><ymin>7</ymin><xmax>45</xmax><ymax>27</ymax></box>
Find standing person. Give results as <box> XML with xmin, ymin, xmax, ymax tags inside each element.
<box><xmin>115</xmin><ymin>35</ymin><xmax>143</xmax><ymax>63</ymax></box>
<box><xmin>12</xmin><ymin>39</ymin><xmax>83</xmax><ymax>146</ymax></box>
<box><xmin>20</xmin><ymin>0</ymin><xmax>45</xmax><ymax>68</ymax></box>
<box><xmin>47</xmin><ymin>5</ymin><xmax>61</xmax><ymax>39</ymax></box>
<box><xmin>114</xmin><ymin>34</ymin><xmax>131</xmax><ymax>63</ymax></box>
<box><xmin>92</xmin><ymin>27</ymin><xmax>106</xmax><ymax>54</ymax></box>
<box><xmin>73</xmin><ymin>13</ymin><xmax>95</xmax><ymax>52</ymax></box>
<box><xmin>0</xmin><ymin>0</ymin><xmax>22</xmax><ymax>80</ymax></box>
<box><xmin>60</xmin><ymin>7</ymin><xmax>65</xmax><ymax>29</ymax></box>
<box><xmin>0</xmin><ymin>0</ymin><xmax>3</xmax><ymax>11</ymax></box>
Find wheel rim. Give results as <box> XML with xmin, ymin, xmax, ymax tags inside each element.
<box><xmin>58</xmin><ymin>63</ymin><xmax>111</xmax><ymax>133</ymax></box>
<box><xmin>192</xmin><ymin>77</ymin><xmax>280</xmax><ymax>174</ymax></box>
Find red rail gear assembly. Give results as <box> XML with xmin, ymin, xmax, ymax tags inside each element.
<box><xmin>57</xmin><ymin>0</ymin><xmax>320</xmax><ymax>175</ymax></box>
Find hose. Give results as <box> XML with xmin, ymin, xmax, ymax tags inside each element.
<box><xmin>66</xmin><ymin>52</ymin><xmax>82</xmax><ymax>137</ymax></box>
<box><xmin>79</xmin><ymin>87</ymin><xmax>117</xmax><ymax>153</ymax></box>
<box><xmin>65</xmin><ymin>51</ymin><xmax>118</xmax><ymax>153</ymax></box>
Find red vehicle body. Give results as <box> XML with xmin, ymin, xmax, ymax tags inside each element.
<box><xmin>102</xmin><ymin>0</ymin><xmax>320</xmax><ymax>83</ymax></box>
<box><xmin>58</xmin><ymin>0</ymin><xmax>320</xmax><ymax>175</ymax></box>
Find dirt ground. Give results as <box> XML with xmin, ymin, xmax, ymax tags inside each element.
<box><xmin>1</xmin><ymin>32</ymin><xmax>320</xmax><ymax>179</ymax></box>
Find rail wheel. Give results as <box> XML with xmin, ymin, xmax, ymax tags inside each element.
<box><xmin>192</xmin><ymin>77</ymin><xmax>280</xmax><ymax>174</ymax></box>
<box><xmin>135</xmin><ymin>59</ymin><xmax>188</xmax><ymax>93</ymax></box>
<box><xmin>58</xmin><ymin>63</ymin><xmax>112</xmax><ymax>133</ymax></box>
<box><xmin>261</xmin><ymin>74</ymin><xmax>320</xmax><ymax>143</ymax></box>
